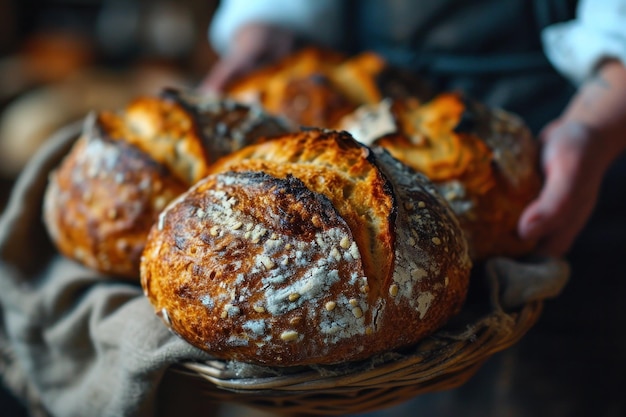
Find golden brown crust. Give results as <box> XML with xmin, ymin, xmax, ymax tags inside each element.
<box><xmin>141</xmin><ymin>129</ymin><xmax>471</xmax><ymax>366</ymax></box>
<box><xmin>43</xmin><ymin>89</ymin><xmax>293</xmax><ymax>278</ymax></box>
<box><xmin>43</xmin><ymin>115</ymin><xmax>187</xmax><ymax>278</ymax></box>
<box><xmin>225</xmin><ymin>47</ymin><xmax>430</xmax><ymax>128</ymax></box>
<box><xmin>339</xmin><ymin>93</ymin><xmax>542</xmax><ymax>260</ymax></box>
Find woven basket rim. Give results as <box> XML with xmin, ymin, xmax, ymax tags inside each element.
<box><xmin>169</xmin><ymin>277</ymin><xmax>545</xmax><ymax>415</ymax></box>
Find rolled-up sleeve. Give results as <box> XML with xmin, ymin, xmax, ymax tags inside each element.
<box><xmin>209</xmin><ymin>0</ymin><xmax>343</xmax><ymax>55</ymax></box>
<box><xmin>542</xmin><ymin>0</ymin><xmax>626</xmax><ymax>85</ymax></box>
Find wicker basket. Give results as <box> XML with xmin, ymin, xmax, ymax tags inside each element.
<box><xmin>168</xmin><ymin>257</ymin><xmax>567</xmax><ymax>416</ymax></box>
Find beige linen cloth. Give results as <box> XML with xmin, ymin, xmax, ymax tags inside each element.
<box><xmin>0</xmin><ymin>122</ymin><xmax>569</xmax><ymax>417</ymax></box>
<box><xmin>0</xmin><ymin>123</ymin><xmax>214</xmax><ymax>417</ymax></box>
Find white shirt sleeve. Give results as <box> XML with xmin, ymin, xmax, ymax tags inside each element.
<box><xmin>542</xmin><ymin>0</ymin><xmax>626</xmax><ymax>85</ymax></box>
<box><xmin>209</xmin><ymin>0</ymin><xmax>343</xmax><ymax>56</ymax></box>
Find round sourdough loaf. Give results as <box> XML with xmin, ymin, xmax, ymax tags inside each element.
<box><xmin>140</xmin><ymin>129</ymin><xmax>471</xmax><ymax>366</ymax></box>
<box><xmin>43</xmin><ymin>89</ymin><xmax>292</xmax><ymax>278</ymax></box>
<box><xmin>339</xmin><ymin>93</ymin><xmax>542</xmax><ymax>261</ymax></box>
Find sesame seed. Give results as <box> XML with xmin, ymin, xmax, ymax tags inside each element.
<box><xmin>340</xmin><ymin>236</ymin><xmax>351</xmax><ymax>249</ymax></box>
<box><xmin>418</xmin><ymin>201</ymin><xmax>426</xmax><ymax>208</ymax></box>
<box><xmin>253</xmin><ymin>304</ymin><xmax>265</xmax><ymax>313</ymax></box>
<box><xmin>325</xmin><ymin>301</ymin><xmax>336</xmax><ymax>311</ymax></box>
<box><xmin>411</xmin><ymin>268</ymin><xmax>427</xmax><ymax>280</ymax></box>
<box><xmin>288</xmin><ymin>293</ymin><xmax>300</xmax><ymax>302</ymax></box>
<box><xmin>232</xmin><ymin>221</ymin><xmax>243</xmax><ymax>230</ymax></box>
<box><xmin>258</xmin><ymin>255</ymin><xmax>275</xmax><ymax>270</ymax></box>
<box><xmin>404</xmin><ymin>202</ymin><xmax>414</xmax><ymax>210</ymax></box>
<box><xmin>352</xmin><ymin>307</ymin><xmax>363</xmax><ymax>318</ymax></box>
<box><xmin>432</xmin><ymin>237</ymin><xmax>442</xmax><ymax>245</ymax></box>
<box><xmin>289</xmin><ymin>316</ymin><xmax>302</xmax><ymax>325</ymax></box>
<box><xmin>389</xmin><ymin>284</ymin><xmax>399</xmax><ymax>297</ymax></box>
<box><xmin>280</xmin><ymin>330</ymin><xmax>299</xmax><ymax>342</ymax></box>
<box><xmin>408</xmin><ymin>236</ymin><xmax>416</xmax><ymax>247</ymax></box>
<box><xmin>349</xmin><ymin>298</ymin><xmax>358</xmax><ymax>307</ymax></box>
<box><xmin>360</xmin><ymin>285</ymin><xmax>369</xmax><ymax>294</ymax></box>
<box><xmin>366</xmin><ymin>326</ymin><xmax>373</xmax><ymax>335</ymax></box>
<box><xmin>210</xmin><ymin>226</ymin><xmax>219</xmax><ymax>236</ymax></box>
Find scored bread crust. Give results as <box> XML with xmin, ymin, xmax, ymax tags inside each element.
<box><xmin>43</xmin><ymin>89</ymin><xmax>293</xmax><ymax>278</ymax></box>
<box><xmin>43</xmin><ymin>115</ymin><xmax>187</xmax><ymax>277</ymax></box>
<box><xmin>141</xmin><ymin>129</ymin><xmax>471</xmax><ymax>366</ymax></box>
<box><xmin>339</xmin><ymin>93</ymin><xmax>542</xmax><ymax>261</ymax></box>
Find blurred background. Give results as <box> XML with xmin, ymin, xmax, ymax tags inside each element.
<box><xmin>0</xmin><ymin>0</ymin><xmax>220</xmax><ymax>213</ymax></box>
<box><xmin>0</xmin><ymin>2</ymin><xmax>218</xmax><ymax>413</ymax></box>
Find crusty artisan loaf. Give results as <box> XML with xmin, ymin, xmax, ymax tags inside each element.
<box><xmin>339</xmin><ymin>93</ymin><xmax>542</xmax><ymax>261</ymax></box>
<box><xmin>225</xmin><ymin>47</ymin><xmax>432</xmax><ymax>128</ymax></box>
<box><xmin>140</xmin><ymin>129</ymin><xmax>471</xmax><ymax>366</ymax></box>
<box><xmin>43</xmin><ymin>89</ymin><xmax>292</xmax><ymax>278</ymax></box>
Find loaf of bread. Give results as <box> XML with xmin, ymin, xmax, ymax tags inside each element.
<box><xmin>225</xmin><ymin>47</ymin><xmax>432</xmax><ymax>128</ymax></box>
<box><xmin>339</xmin><ymin>93</ymin><xmax>542</xmax><ymax>261</ymax></box>
<box><xmin>43</xmin><ymin>89</ymin><xmax>293</xmax><ymax>278</ymax></box>
<box><xmin>140</xmin><ymin>129</ymin><xmax>471</xmax><ymax>366</ymax></box>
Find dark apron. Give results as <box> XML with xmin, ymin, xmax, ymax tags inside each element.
<box><xmin>343</xmin><ymin>0</ymin><xmax>577</xmax><ymax>134</ymax></box>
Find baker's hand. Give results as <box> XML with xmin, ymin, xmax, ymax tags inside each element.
<box><xmin>200</xmin><ymin>23</ymin><xmax>299</xmax><ymax>93</ymax></box>
<box><xmin>518</xmin><ymin>120</ymin><xmax>604</xmax><ymax>256</ymax></box>
<box><xmin>518</xmin><ymin>59</ymin><xmax>626</xmax><ymax>257</ymax></box>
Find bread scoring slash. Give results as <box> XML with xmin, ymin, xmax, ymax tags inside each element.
<box><xmin>43</xmin><ymin>89</ymin><xmax>292</xmax><ymax>279</ymax></box>
<box><xmin>339</xmin><ymin>92</ymin><xmax>542</xmax><ymax>261</ymax></box>
<box><xmin>141</xmin><ymin>129</ymin><xmax>471</xmax><ymax>366</ymax></box>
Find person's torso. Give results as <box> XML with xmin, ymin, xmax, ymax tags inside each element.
<box><xmin>343</xmin><ymin>0</ymin><xmax>577</xmax><ymax>132</ymax></box>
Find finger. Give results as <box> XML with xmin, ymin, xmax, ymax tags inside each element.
<box><xmin>518</xmin><ymin>183</ymin><xmax>579</xmax><ymax>257</ymax></box>
<box><xmin>519</xmin><ymin>140</ymin><xmax>602</xmax><ymax>256</ymax></box>
<box><xmin>518</xmin><ymin>142</ymin><xmax>585</xmax><ymax>254</ymax></box>
<box><xmin>198</xmin><ymin>60</ymin><xmax>242</xmax><ymax>93</ymax></box>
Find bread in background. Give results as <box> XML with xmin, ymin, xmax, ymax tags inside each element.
<box><xmin>339</xmin><ymin>93</ymin><xmax>542</xmax><ymax>261</ymax></box>
<box><xmin>43</xmin><ymin>89</ymin><xmax>293</xmax><ymax>279</ymax></box>
<box><xmin>225</xmin><ymin>47</ymin><xmax>432</xmax><ymax>128</ymax></box>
